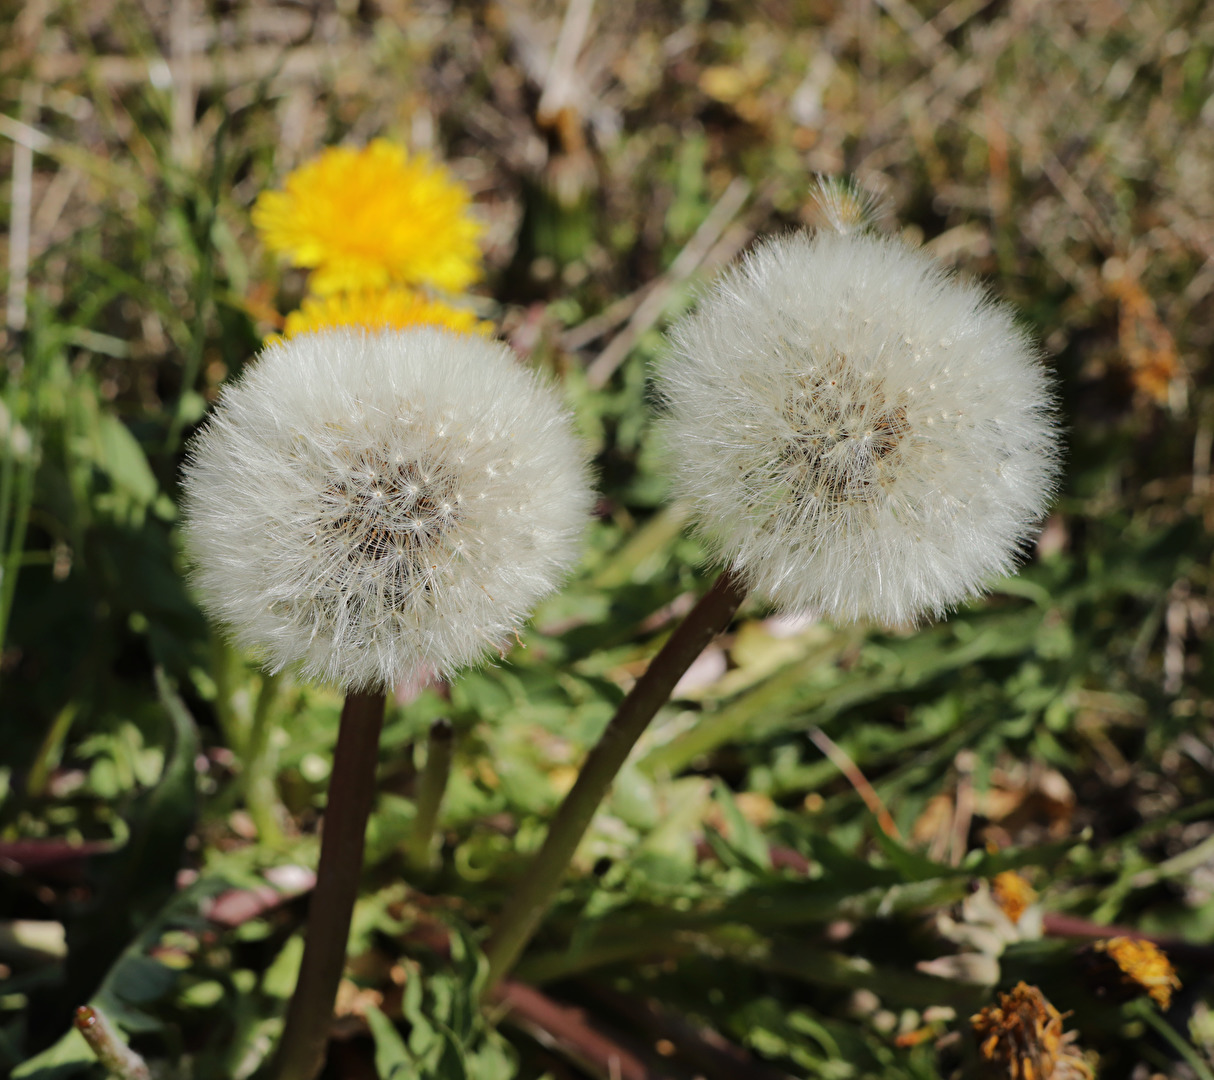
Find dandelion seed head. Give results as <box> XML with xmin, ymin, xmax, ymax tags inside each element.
<box><xmin>657</xmin><ymin>229</ymin><xmax>1061</xmax><ymax>626</ymax></box>
<box><xmin>182</xmin><ymin>328</ymin><xmax>591</xmax><ymax>690</ymax></box>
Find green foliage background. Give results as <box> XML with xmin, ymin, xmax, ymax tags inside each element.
<box><xmin>2</xmin><ymin>0</ymin><xmax>1213</xmax><ymax>1077</ymax></box>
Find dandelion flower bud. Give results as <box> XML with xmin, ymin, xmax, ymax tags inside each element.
<box><xmin>657</xmin><ymin>229</ymin><xmax>1061</xmax><ymax>626</ymax></box>
<box><xmin>182</xmin><ymin>328</ymin><xmax>592</xmax><ymax>690</ymax></box>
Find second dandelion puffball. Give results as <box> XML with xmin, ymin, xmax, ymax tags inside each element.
<box><xmin>182</xmin><ymin>328</ymin><xmax>591</xmax><ymax>690</ymax></box>
<box><xmin>658</xmin><ymin>229</ymin><xmax>1060</xmax><ymax>626</ymax></box>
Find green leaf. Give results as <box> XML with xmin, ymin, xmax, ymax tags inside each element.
<box><xmin>872</xmin><ymin>829</ymin><xmax>957</xmax><ymax>883</ymax></box>
<box><xmin>262</xmin><ymin>934</ymin><xmax>303</xmax><ymax>1000</ymax></box>
<box><xmin>10</xmin><ymin>1028</ymin><xmax>95</xmax><ymax>1080</ymax></box>
<box><xmin>63</xmin><ymin>669</ymin><xmax>199</xmax><ymax>1003</ymax></box>
<box><xmin>366</xmin><ymin>1004</ymin><xmax>412</xmax><ymax>1079</ymax></box>
<box><xmin>95</xmin><ymin>414</ymin><xmax>157</xmax><ymax>511</ymax></box>
<box><xmin>711</xmin><ymin>780</ymin><xmax>772</xmax><ymax>872</ymax></box>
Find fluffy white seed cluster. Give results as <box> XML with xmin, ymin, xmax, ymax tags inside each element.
<box><xmin>657</xmin><ymin>228</ymin><xmax>1060</xmax><ymax>627</ymax></box>
<box><xmin>182</xmin><ymin>328</ymin><xmax>592</xmax><ymax>690</ymax></box>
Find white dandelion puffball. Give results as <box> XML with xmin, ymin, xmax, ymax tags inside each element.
<box><xmin>657</xmin><ymin>229</ymin><xmax>1061</xmax><ymax>626</ymax></box>
<box><xmin>182</xmin><ymin>328</ymin><xmax>592</xmax><ymax>690</ymax></box>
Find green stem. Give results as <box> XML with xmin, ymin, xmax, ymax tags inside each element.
<box><xmin>26</xmin><ymin>702</ymin><xmax>78</xmax><ymax>798</ymax></box>
<box><xmin>405</xmin><ymin>718</ymin><xmax>455</xmax><ymax>872</ymax></box>
<box><xmin>210</xmin><ymin>636</ymin><xmax>244</xmax><ymax>754</ymax></box>
<box><xmin>271</xmin><ymin>688</ymin><xmax>386</xmax><ymax>1080</ymax></box>
<box><xmin>1136</xmin><ymin>1001</ymin><xmax>1214</xmax><ymax>1080</ymax></box>
<box><xmin>243</xmin><ymin>671</ymin><xmax>284</xmax><ymax>846</ymax></box>
<box><xmin>0</xmin><ymin>336</ymin><xmax>40</xmax><ymax>661</ymax></box>
<box><xmin>481</xmin><ymin>566</ymin><xmax>748</xmax><ymax>996</ymax></box>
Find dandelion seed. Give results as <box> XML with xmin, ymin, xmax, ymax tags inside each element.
<box><xmin>182</xmin><ymin>328</ymin><xmax>591</xmax><ymax>691</ymax></box>
<box><xmin>657</xmin><ymin>226</ymin><xmax>1061</xmax><ymax>626</ymax></box>
<box><xmin>252</xmin><ymin>140</ymin><xmax>483</xmax><ymax>295</ymax></box>
<box><xmin>808</xmin><ymin>175</ymin><xmax>887</xmax><ymax>235</ymax></box>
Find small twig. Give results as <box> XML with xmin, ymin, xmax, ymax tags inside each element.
<box><xmin>30</xmin><ymin>44</ymin><xmax>363</xmax><ymax>90</ymax></box>
<box><xmin>0</xmin><ymin>838</ymin><xmax>117</xmax><ymax>879</ymax></box>
<box><xmin>585</xmin><ymin>177</ymin><xmax>752</xmax><ymax>389</ymax></box>
<box><xmin>75</xmin><ymin>1005</ymin><xmax>150</xmax><ymax>1080</ymax></box>
<box><xmin>0</xmin><ymin>113</ymin><xmax>52</xmax><ymax>154</ymax></box>
<box><xmin>536</xmin><ymin>0</ymin><xmax>595</xmax><ymax>126</ymax></box>
<box><xmin>1192</xmin><ymin>417</ymin><xmax>1212</xmax><ymax>497</ymax></box>
<box><xmin>807</xmin><ymin>727</ymin><xmax>901</xmax><ymax>840</ymax></box>
<box><xmin>1042</xmin><ymin>913</ymin><xmax>1214</xmax><ymax>970</ymax></box>
<box><xmin>583</xmin><ymin>983</ymin><xmax>795</xmax><ymax>1080</ymax></box>
<box><xmin>170</xmin><ymin>0</ymin><xmax>197</xmax><ymax>168</ymax></box>
<box><xmin>873</xmin><ymin>0</ymin><xmax>951</xmax><ymax>62</ymax></box>
<box><xmin>560</xmin><ymin>284</ymin><xmax>651</xmax><ymax>351</ymax></box>
<box><xmin>489</xmin><ymin>980</ymin><xmax>654</xmax><ymax>1080</ymax></box>
<box><xmin>1041</xmin><ymin>152</ymin><xmax>1115</xmax><ymax>253</ymax></box>
<box><xmin>5</xmin><ymin>85</ymin><xmax>38</xmax><ymax>344</ymax></box>
<box><xmin>949</xmin><ymin>751</ymin><xmax>975</xmax><ymax>866</ymax></box>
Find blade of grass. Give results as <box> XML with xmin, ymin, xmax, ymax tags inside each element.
<box><xmin>1135</xmin><ymin>1001</ymin><xmax>1214</xmax><ymax>1080</ymax></box>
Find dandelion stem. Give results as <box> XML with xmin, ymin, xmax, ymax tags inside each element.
<box><xmin>271</xmin><ymin>688</ymin><xmax>386</xmax><ymax>1080</ymax></box>
<box><xmin>405</xmin><ymin>717</ymin><xmax>455</xmax><ymax>872</ymax></box>
<box><xmin>482</xmin><ymin>566</ymin><xmax>747</xmax><ymax>996</ymax></box>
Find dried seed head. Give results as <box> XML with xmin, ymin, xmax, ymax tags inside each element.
<box><xmin>1085</xmin><ymin>937</ymin><xmax>1181</xmax><ymax>1009</ymax></box>
<box><xmin>656</xmin><ymin>228</ymin><xmax>1062</xmax><ymax>626</ymax></box>
<box><xmin>182</xmin><ymin>328</ymin><xmax>592</xmax><ymax>690</ymax></box>
<box><xmin>971</xmin><ymin>983</ymin><xmax>1092</xmax><ymax>1080</ymax></box>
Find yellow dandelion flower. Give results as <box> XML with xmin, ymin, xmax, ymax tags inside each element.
<box><xmin>281</xmin><ymin>289</ymin><xmax>492</xmax><ymax>339</ymax></box>
<box><xmin>252</xmin><ymin>140</ymin><xmax>483</xmax><ymax>295</ymax></box>
<box><xmin>991</xmin><ymin>871</ymin><xmax>1039</xmax><ymax>927</ymax></box>
<box><xmin>971</xmin><ymin>983</ymin><xmax>1092</xmax><ymax>1080</ymax></box>
<box><xmin>1091</xmin><ymin>937</ymin><xmax>1181</xmax><ymax>1009</ymax></box>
